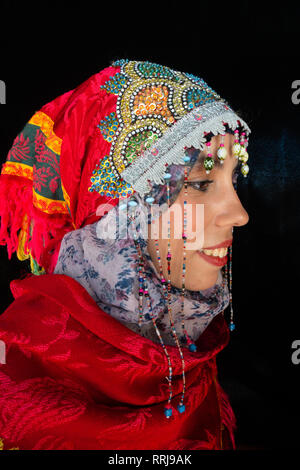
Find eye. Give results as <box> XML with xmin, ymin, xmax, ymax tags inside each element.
<box><xmin>232</xmin><ymin>171</ymin><xmax>238</xmax><ymax>184</ymax></box>
<box><xmin>232</xmin><ymin>162</ymin><xmax>242</xmax><ymax>184</ymax></box>
<box><xmin>186</xmin><ymin>180</ymin><xmax>213</xmax><ymax>192</ymax></box>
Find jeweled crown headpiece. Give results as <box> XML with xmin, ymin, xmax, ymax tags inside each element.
<box><xmin>89</xmin><ymin>59</ymin><xmax>250</xmax><ymax>199</ymax></box>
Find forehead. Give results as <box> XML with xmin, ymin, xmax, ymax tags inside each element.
<box><xmin>188</xmin><ymin>134</ymin><xmax>240</xmax><ymax>175</ymax></box>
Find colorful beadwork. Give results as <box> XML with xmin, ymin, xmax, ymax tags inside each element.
<box><xmin>184</xmin><ymin>88</ymin><xmax>215</xmax><ymax>110</ymax></box>
<box><xmin>98</xmin><ymin>112</ymin><xmax>119</xmax><ymax>143</ymax></box>
<box><xmin>89</xmin><ymin>60</ymin><xmax>224</xmax><ymax>198</ymax></box>
<box><xmin>101</xmin><ymin>73</ymin><xmax>128</xmax><ymax>95</ymax></box>
<box><xmin>204</xmin><ymin>139</ymin><xmax>214</xmax><ymax>174</ymax></box>
<box><xmin>135</xmin><ymin>61</ymin><xmax>180</xmax><ymax>82</ymax></box>
<box><xmin>228</xmin><ymin>245</ymin><xmax>235</xmax><ymax>331</ymax></box>
<box><xmin>217</xmin><ymin>134</ymin><xmax>227</xmax><ymax>163</ymax></box>
<box><xmin>233</xmin><ymin>129</ymin><xmax>241</xmax><ymax>157</ymax></box>
<box><xmin>90</xmin><ymin>156</ymin><xmax>133</xmax><ymax>198</ymax></box>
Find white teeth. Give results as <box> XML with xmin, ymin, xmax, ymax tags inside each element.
<box><xmin>202</xmin><ymin>247</ymin><xmax>228</xmax><ymax>257</ymax></box>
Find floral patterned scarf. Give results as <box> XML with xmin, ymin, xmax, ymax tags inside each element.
<box><xmin>54</xmin><ymin>152</ymin><xmax>230</xmax><ymax>347</ymax></box>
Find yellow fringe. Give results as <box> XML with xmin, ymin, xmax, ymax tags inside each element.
<box><xmin>0</xmin><ymin>437</ymin><xmax>19</xmax><ymax>450</ymax></box>
<box><xmin>16</xmin><ymin>214</ymin><xmax>46</xmax><ymax>275</ymax></box>
<box><xmin>16</xmin><ymin>214</ymin><xmax>31</xmax><ymax>262</ymax></box>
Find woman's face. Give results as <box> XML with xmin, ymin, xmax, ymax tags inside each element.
<box><xmin>147</xmin><ymin>132</ymin><xmax>249</xmax><ymax>290</ymax></box>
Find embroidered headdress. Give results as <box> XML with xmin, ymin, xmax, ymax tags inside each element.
<box><xmin>90</xmin><ymin>59</ymin><xmax>250</xmax><ymax>197</ymax></box>
<box><xmin>0</xmin><ymin>59</ymin><xmax>250</xmax><ymax>276</ymax></box>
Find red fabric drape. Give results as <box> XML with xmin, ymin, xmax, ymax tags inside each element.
<box><xmin>0</xmin><ymin>66</ymin><xmax>120</xmax><ymax>274</ymax></box>
<box><xmin>0</xmin><ymin>273</ymin><xmax>235</xmax><ymax>450</ymax></box>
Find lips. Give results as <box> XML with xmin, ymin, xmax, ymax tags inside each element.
<box><xmin>198</xmin><ymin>250</ymin><xmax>228</xmax><ymax>267</ymax></box>
<box><xmin>197</xmin><ymin>238</ymin><xmax>232</xmax><ymax>267</ymax></box>
<box><xmin>202</xmin><ymin>239</ymin><xmax>233</xmax><ymax>250</ymax></box>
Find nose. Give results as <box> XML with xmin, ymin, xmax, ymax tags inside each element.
<box><xmin>215</xmin><ymin>186</ymin><xmax>249</xmax><ymax>228</ymax></box>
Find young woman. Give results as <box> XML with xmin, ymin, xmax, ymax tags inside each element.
<box><xmin>0</xmin><ymin>59</ymin><xmax>250</xmax><ymax>450</ymax></box>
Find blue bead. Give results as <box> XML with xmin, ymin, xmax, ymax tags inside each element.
<box><xmin>183</xmin><ymin>156</ymin><xmax>190</xmax><ymax>162</ymax></box>
<box><xmin>164</xmin><ymin>407</ymin><xmax>173</xmax><ymax>418</ymax></box>
<box><xmin>229</xmin><ymin>323</ymin><xmax>236</xmax><ymax>331</ymax></box>
<box><xmin>188</xmin><ymin>343</ymin><xmax>197</xmax><ymax>352</ymax></box>
<box><xmin>177</xmin><ymin>404</ymin><xmax>185</xmax><ymax>413</ymax></box>
<box><xmin>145</xmin><ymin>196</ymin><xmax>154</xmax><ymax>204</ymax></box>
<box><xmin>128</xmin><ymin>200</ymin><xmax>138</xmax><ymax>207</ymax></box>
<box><xmin>163</xmin><ymin>172</ymin><xmax>171</xmax><ymax>180</ymax></box>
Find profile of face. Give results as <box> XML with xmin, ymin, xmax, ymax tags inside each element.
<box><xmin>147</xmin><ymin>132</ymin><xmax>249</xmax><ymax>291</ymax></box>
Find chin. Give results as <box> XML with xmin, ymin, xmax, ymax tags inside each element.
<box><xmin>186</xmin><ymin>271</ymin><xmax>219</xmax><ymax>291</ymax></box>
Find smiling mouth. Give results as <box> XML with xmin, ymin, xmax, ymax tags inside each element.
<box><xmin>198</xmin><ymin>248</ymin><xmax>228</xmax><ymax>267</ymax></box>
<box><xmin>200</xmin><ymin>247</ymin><xmax>228</xmax><ymax>258</ymax></box>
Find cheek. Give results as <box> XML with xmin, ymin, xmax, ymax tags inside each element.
<box><xmin>190</xmin><ymin>198</ymin><xmax>217</xmax><ymax>234</ymax></box>
<box><xmin>183</xmin><ymin>199</ymin><xmax>208</xmax><ymax>246</ymax></box>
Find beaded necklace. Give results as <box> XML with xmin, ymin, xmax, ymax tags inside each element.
<box><xmin>127</xmin><ymin>131</ymin><xmax>246</xmax><ymax>418</ymax></box>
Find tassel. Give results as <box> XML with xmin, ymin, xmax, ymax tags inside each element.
<box><xmin>0</xmin><ymin>174</ymin><xmax>73</xmax><ymax>274</ymax></box>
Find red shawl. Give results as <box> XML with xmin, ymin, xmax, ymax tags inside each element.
<box><xmin>0</xmin><ymin>273</ymin><xmax>236</xmax><ymax>450</ymax></box>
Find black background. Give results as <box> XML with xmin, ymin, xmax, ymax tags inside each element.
<box><xmin>0</xmin><ymin>0</ymin><xmax>300</xmax><ymax>451</ymax></box>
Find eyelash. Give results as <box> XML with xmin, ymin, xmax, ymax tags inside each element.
<box><xmin>187</xmin><ymin>167</ymin><xmax>241</xmax><ymax>193</ymax></box>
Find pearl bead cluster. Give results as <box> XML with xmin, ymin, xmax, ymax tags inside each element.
<box><xmin>204</xmin><ymin>138</ymin><xmax>214</xmax><ymax>174</ymax></box>
<box><xmin>202</xmin><ymin>127</ymin><xmax>250</xmax><ymax>178</ymax></box>
<box><xmin>238</xmin><ymin>132</ymin><xmax>250</xmax><ymax>177</ymax></box>
<box><xmin>217</xmin><ymin>134</ymin><xmax>227</xmax><ymax>163</ymax></box>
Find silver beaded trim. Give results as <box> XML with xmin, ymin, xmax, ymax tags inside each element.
<box><xmin>120</xmin><ymin>101</ymin><xmax>251</xmax><ymax>196</ymax></box>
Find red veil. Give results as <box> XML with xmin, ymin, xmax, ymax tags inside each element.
<box><xmin>0</xmin><ymin>273</ymin><xmax>235</xmax><ymax>450</ymax></box>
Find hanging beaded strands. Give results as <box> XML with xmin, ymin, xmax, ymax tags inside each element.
<box><xmin>124</xmin><ymin>126</ymin><xmax>248</xmax><ymax>418</ymax></box>
<box><xmin>87</xmin><ymin>59</ymin><xmax>251</xmax><ymax>419</ymax></box>
<box><xmin>127</xmin><ymin>153</ymin><xmax>198</xmax><ymax>419</ymax></box>
<box><xmin>119</xmin><ymin>133</ymin><xmax>247</xmax><ymax>418</ymax></box>
<box><xmin>180</xmin><ymin>153</ymin><xmax>198</xmax><ymax>353</ymax></box>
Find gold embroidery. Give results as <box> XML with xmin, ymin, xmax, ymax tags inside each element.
<box><xmin>30</xmin><ymin>254</ymin><xmax>46</xmax><ymax>275</ymax></box>
<box><xmin>17</xmin><ymin>214</ymin><xmax>31</xmax><ymax>261</ymax></box>
<box><xmin>29</xmin><ymin>111</ymin><xmax>62</xmax><ymax>155</ymax></box>
<box><xmin>0</xmin><ymin>437</ymin><xmax>19</xmax><ymax>450</ymax></box>
<box><xmin>33</xmin><ymin>189</ymin><xmax>69</xmax><ymax>215</ymax></box>
<box><xmin>1</xmin><ymin>161</ymin><xmax>33</xmax><ymax>180</ymax></box>
<box><xmin>61</xmin><ymin>181</ymin><xmax>71</xmax><ymax>211</ymax></box>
